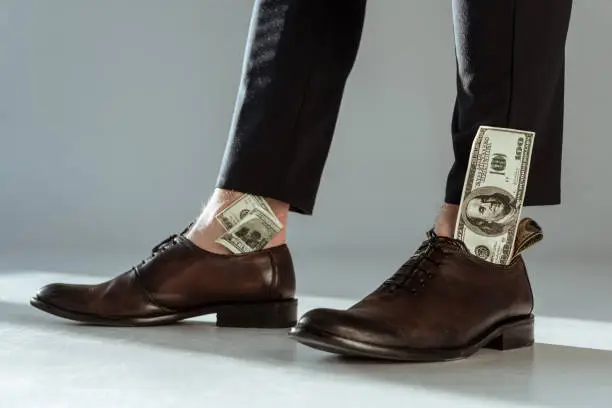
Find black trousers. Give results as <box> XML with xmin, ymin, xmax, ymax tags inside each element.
<box><xmin>216</xmin><ymin>0</ymin><xmax>573</xmax><ymax>215</ymax></box>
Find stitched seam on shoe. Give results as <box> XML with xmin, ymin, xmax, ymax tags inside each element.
<box><xmin>268</xmin><ymin>251</ymin><xmax>279</xmax><ymax>300</ymax></box>
<box><xmin>132</xmin><ymin>269</ymin><xmax>175</xmax><ymax>313</ymax></box>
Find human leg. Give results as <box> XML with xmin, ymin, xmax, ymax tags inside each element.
<box><xmin>31</xmin><ymin>0</ymin><xmax>368</xmax><ymax>326</ymax></box>
<box><xmin>291</xmin><ymin>0</ymin><xmax>572</xmax><ymax>360</ymax></box>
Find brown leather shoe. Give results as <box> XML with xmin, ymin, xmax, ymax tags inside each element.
<box><xmin>290</xmin><ymin>218</ymin><xmax>543</xmax><ymax>361</ymax></box>
<box><xmin>31</xmin><ymin>226</ymin><xmax>297</xmax><ymax>328</ymax></box>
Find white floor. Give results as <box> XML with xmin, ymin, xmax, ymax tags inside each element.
<box><xmin>1</xmin><ymin>270</ymin><xmax>612</xmax><ymax>408</ymax></box>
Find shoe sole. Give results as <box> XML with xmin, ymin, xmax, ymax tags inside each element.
<box><xmin>30</xmin><ymin>297</ymin><xmax>298</xmax><ymax>328</ymax></box>
<box><xmin>289</xmin><ymin>314</ymin><xmax>534</xmax><ymax>362</ymax></box>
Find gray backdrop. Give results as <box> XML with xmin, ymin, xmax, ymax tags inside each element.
<box><xmin>1</xmin><ymin>1</ymin><xmax>611</xmax><ymax>306</ymax></box>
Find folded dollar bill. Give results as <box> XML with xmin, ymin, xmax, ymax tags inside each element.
<box><xmin>215</xmin><ymin>207</ymin><xmax>283</xmax><ymax>254</ymax></box>
<box><xmin>216</xmin><ymin>194</ymin><xmax>276</xmax><ymax>231</ymax></box>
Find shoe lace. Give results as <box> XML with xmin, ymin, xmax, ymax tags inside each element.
<box><xmin>382</xmin><ymin>231</ymin><xmax>448</xmax><ymax>294</ymax></box>
<box><xmin>131</xmin><ymin>222</ymin><xmax>193</xmax><ymax>272</ymax></box>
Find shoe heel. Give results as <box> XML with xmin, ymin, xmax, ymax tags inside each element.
<box><xmin>216</xmin><ymin>299</ymin><xmax>297</xmax><ymax>329</ymax></box>
<box><xmin>484</xmin><ymin>316</ymin><xmax>534</xmax><ymax>351</ymax></box>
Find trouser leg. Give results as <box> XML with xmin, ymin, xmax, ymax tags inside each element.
<box><xmin>446</xmin><ymin>0</ymin><xmax>573</xmax><ymax>206</ymax></box>
<box><xmin>216</xmin><ymin>0</ymin><xmax>367</xmax><ymax>214</ymax></box>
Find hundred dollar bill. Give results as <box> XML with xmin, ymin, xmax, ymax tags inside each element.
<box><xmin>215</xmin><ymin>207</ymin><xmax>283</xmax><ymax>254</ymax></box>
<box><xmin>454</xmin><ymin>126</ymin><xmax>535</xmax><ymax>265</ymax></box>
<box><xmin>215</xmin><ymin>194</ymin><xmax>277</xmax><ymax>231</ymax></box>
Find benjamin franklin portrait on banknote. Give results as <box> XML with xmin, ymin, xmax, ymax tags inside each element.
<box><xmin>461</xmin><ymin>186</ymin><xmax>519</xmax><ymax>237</ymax></box>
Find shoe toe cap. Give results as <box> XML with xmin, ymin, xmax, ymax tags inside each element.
<box><xmin>292</xmin><ymin>308</ymin><xmax>402</xmax><ymax>346</ymax></box>
<box><xmin>34</xmin><ymin>283</ymin><xmax>90</xmax><ymax>312</ymax></box>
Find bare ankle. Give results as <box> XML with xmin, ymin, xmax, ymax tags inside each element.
<box><xmin>433</xmin><ymin>203</ymin><xmax>459</xmax><ymax>238</ymax></box>
<box><xmin>186</xmin><ymin>189</ymin><xmax>289</xmax><ymax>254</ymax></box>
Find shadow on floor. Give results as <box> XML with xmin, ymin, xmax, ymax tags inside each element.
<box><xmin>1</xmin><ymin>301</ymin><xmax>610</xmax><ymax>407</ymax></box>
